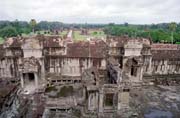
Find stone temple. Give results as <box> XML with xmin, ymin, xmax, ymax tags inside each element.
<box><xmin>0</xmin><ymin>34</ymin><xmax>180</xmax><ymax>117</ymax></box>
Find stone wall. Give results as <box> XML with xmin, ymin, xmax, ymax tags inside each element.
<box><xmin>151</xmin><ymin>59</ymin><xmax>180</xmax><ymax>75</ymax></box>
<box><xmin>46</xmin><ymin>57</ymin><xmax>105</xmax><ymax>78</ymax></box>
<box><xmin>0</xmin><ymin>58</ymin><xmax>17</xmax><ymax>79</ymax></box>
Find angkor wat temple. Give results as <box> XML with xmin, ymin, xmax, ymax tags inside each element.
<box><xmin>0</xmin><ymin>35</ymin><xmax>180</xmax><ymax>117</ymax></box>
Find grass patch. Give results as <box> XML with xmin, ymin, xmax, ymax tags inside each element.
<box><xmin>36</xmin><ymin>30</ymin><xmax>52</xmax><ymax>36</ymax></box>
<box><xmin>21</xmin><ymin>33</ymin><xmax>30</xmax><ymax>37</ymax></box>
<box><xmin>89</xmin><ymin>30</ymin><xmax>106</xmax><ymax>38</ymax></box>
<box><xmin>73</xmin><ymin>31</ymin><xmax>87</xmax><ymax>40</ymax></box>
<box><xmin>73</xmin><ymin>30</ymin><xmax>106</xmax><ymax>41</ymax></box>
<box><xmin>23</xmin><ymin>30</ymin><xmax>68</xmax><ymax>37</ymax></box>
<box><xmin>45</xmin><ymin>86</ymin><xmax>58</xmax><ymax>93</ymax></box>
<box><xmin>72</xmin><ymin>109</ymin><xmax>82</xmax><ymax>117</ymax></box>
<box><xmin>0</xmin><ymin>37</ymin><xmax>4</xmax><ymax>44</ymax></box>
<box><xmin>57</xmin><ymin>86</ymin><xmax>74</xmax><ymax>97</ymax></box>
<box><xmin>60</xmin><ymin>30</ymin><xmax>68</xmax><ymax>37</ymax></box>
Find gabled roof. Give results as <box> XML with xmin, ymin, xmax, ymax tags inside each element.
<box><xmin>151</xmin><ymin>44</ymin><xmax>180</xmax><ymax>60</ymax></box>
<box><xmin>66</xmin><ymin>40</ymin><xmax>107</xmax><ymax>58</ymax></box>
<box><xmin>152</xmin><ymin>50</ymin><xmax>180</xmax><ymax>60</ymax></box>
<box><xmin>151</xmin><ymin>44</ymin><xmax>179</xmax><ymax>50</ymax></box>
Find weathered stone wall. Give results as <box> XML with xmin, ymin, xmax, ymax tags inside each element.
<box><xmin>0</xmin><ymin>58</ymin><xmax>17</xmax><ymax>79</ymax></box>
<box><xmin>61</xmin><ymin>58</ymin><xmax>81</xmax><ymax>76</ymax></box>
<box><xmin>22</xmin><ymin>39</ymin><xmax>43</xmax><ymax>58</ymax></box>
<box><xmin>149</xmin><ymin>44</ymin><xmax>180</xmax><ymax>75</ymax></box>
<box><xmin>46</xmin><ymin>47</ymin><xmax>66</xmax><ymax>55</ymax></box>
<box><xmin>46</xmin><ymin>57</ymin><xmax>105</xmax><ymax>76</ymax></box>
<box><xmin>151</xmin><ymin>59</ymin><xmax>180</xmax><ymax>75</ymax></box>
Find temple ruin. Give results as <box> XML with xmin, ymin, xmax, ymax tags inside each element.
<box><xmin>0</xmin><ymin>34</ymin><xmax>180</xmax><ymax>117</ymax></box>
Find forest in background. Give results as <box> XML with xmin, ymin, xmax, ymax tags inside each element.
<box><xmin>0</xmin><ymin>20</ymin><xmax>180</xmax><ymax>44</ymax></box>
<box><xmin>104</xmin><ymin>23</ymin><xmax>180</xmax><ymax>44</ymax></box>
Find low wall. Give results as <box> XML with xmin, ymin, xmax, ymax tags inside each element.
<box><xmin>143</xmin><ymin>74</ymin><xmax>180</xmax><ymax>85</ymax></box>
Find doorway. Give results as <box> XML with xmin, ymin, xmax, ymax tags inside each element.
<box><xmin>22</xmin><ymin>73</ymin><xmax>36</xmax><ymax>94</ymax></box>
<box><xmin>23</xmin><ymin>73</ymin><xmax>35</xmax><ymax>83</ymax></box>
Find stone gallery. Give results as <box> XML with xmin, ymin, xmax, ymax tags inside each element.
<box><xmin>0</xmin><ymin>34</ymin><xmax>180</xmax><ymax>117</ymax></box>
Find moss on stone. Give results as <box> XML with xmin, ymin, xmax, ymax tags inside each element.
<box><xmin>57</xmin><ymin>86</ymin><xmax>74</xmax><ymax>97</ymax></box>
<box><xmin>45</xmin><ymin>86</ymin><xmax>58</xmax><ymax>93</ymax></box>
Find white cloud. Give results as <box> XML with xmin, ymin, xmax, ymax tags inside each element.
<box><xmin>0</xmin><ymin>0</ymin><xmax>180</xmax><ymax>24</ymax></box>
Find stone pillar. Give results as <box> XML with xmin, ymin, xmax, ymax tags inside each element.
<box><xmin>20</xmin><ymin>73</ymin><xmax>24</xmax><ymax>88</ymax></box>
<box><xmin>98</xmin><ymin>91</ymin><xmax>104</xmax><ymax>113</ymax></box>
<box><xmin>148</xmin><ymin>57</ymin><xmax>152</xmax><ymax>74</ymax></box>
<box><xmin>136</xmin><ymin>67</ymin><xmax>143</xmax><ymax>82</ymax></box>
<box><xmin>88</xmin><ymin>92</ymin><xmax>96</xmax><ymax>111</ymax></box>
<box><xmin>117</xmin><ymin>92</ymin><xmax>121</xmax><ymax>110</ymax></box>
<box><xmin>95</xmin><ymin>92</ymin><xmax>98</xmax><ymax>109</ymax></box>
<box><xmin>164</xmin><ymin>60</ymin><xmax>168</xmax><ymax>74</ymax></box>
<box><xmin>34</xmin><ymin>73</ymin><xmax>38</xmax><ymax>88</ymax></box>
<box><xmin>40</xmin><ymin>59</ymin><xmax>45</xmax><ymax>80</ymax></box>
<box><xmin>140</xmin><ymin>67</ymin><xmax>143</xmax><ymax>81</ymax></box>
<box><xmin>83</xmin><ymin>88</ymin><xmax>86</xmax><ymax>100</ymax></box>
<box><xmin>88</xmin><ymin>92</ymin><xmax>91</xmax><ymax>110</ymax></box>
<box><xmin>5</xmin><ymin>58</ymin><xmax>8</xmax><ymax>78</ymax></box>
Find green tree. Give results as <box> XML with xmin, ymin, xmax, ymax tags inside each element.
<box><xmin>169</xmin><ymin>22</ymin><xmax>177</xmax><ymax>43</ymax></box>
<box><xmin>29</xmin><ymin>19</ymin><xmax>37</xmax><ymax>33</ymax></box>
<box><xmin>12</xmin><ymin>19</ymin><xmax>20</xmax><ymax>32</ymax></box>
<box><xmin>124</xmin><ymin>22</ymin><xmax>129</xmax><ymax>27</ymax></box>
<box><xmin>0</xmin><ymin>26</ymin><xmax>18</xmax><ymax>38</ymax></box>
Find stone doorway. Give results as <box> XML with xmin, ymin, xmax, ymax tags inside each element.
<box><xmin>104</xmin><ymin>93</ymin><xmax>114</xmax><ymax>107</ymax></box>
<box><xmin>21</xmin><ymin>72</ymin><xmax>38</xmax><ymax>94</ymax></box>
<box><xmin>23</xmin><ymin>73</ymin><xmax>35</xmax><ymax>84</ymax></box>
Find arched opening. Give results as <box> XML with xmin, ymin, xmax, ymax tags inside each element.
<box><xmin>130</xmin><ymin>58</ymin><xmax>138</xmax><ymax>77</ymax></box>
<box><xmin>23</xmin><ymin>73</ymin><xmax>35</xmax><ymax>82</ymax></box>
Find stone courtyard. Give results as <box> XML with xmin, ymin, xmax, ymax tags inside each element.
<box><xmin>130</xmin><ymin>85</ymin><xmax>180</xmax><ymax>118</ymax></box>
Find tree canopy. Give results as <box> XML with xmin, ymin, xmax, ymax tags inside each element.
<box><xmin>0</xmin><ymin>26</ymin><xmax>18</xmax><ymax>38</ymax></box>
<box><xmin>29</xmin><ymin>19</ymin><xmax>37</xmax><ymax>32</ymax></box>
<box><xmin>104</xmin><ymin>23</ymin><xmax>180</xmax><ymax>44</ymax></box>
<box><xmin>0</xmin><ymin>20</ymin><xmax>180</xmax><ymax>44</ymax></box>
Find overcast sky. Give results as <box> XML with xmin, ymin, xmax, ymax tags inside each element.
<box><xmin>0</xmin><ymin>0</ymin><xmax>180</xmax><ymax>24</ymax></box>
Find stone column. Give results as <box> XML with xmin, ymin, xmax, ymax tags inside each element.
<box><xmin>95</xmin><ymin>92</ymin><xmax>98</xmax><ymax>110</ymax></box>
<box><xmin>34</xmin><ymin>73</ymin><xmax>38</xmax><ymax>88</ymax></box>
<box><xmin>140</xmin><ymin>67</ymin><xmax>143</xmax><ymax>81</ymax></box>
<box><xmin>117</xmin><ymin>92</ymin><xmax>121</xmax><ymax>110</ymax></box>
<box><xmin>148</xmin><ymin>57</ymin><xmax>152</xmax><ymax>74</ymax></box>
<box><xmin>40</xmin><ymin>59</ymin><xmax>45</xmax><ymax>80</ymax></box>
<box><xmin>136</xmin><ymin>67</ymin><xmax>143</xmax><ymax>82</ymax></box>
<box><xmin>5</xmin><ymin>58</ymin><xmax>8</xmax><ymax>78</ymax></box>
<box><xmin>98</xmin><ymin>91</ymin><xmax>104</xmax><ymax>113</ymax></box>
<box><xmin>88</xmin><ymin>92</ymin><xmax>96</xmax><ymax>111</ymax></box>
<box><xmin>20</xmin><ymin>73</ymin><xmax>24</xmax><ymax>88</ymax></box>
<box><xmin>88</xmin><ymin>92</ymin><xmax>91</xmax><ymax>110</ymax></box>
<box><xmin>25</xmin><ymin>73</ymin><xmax>29</xmax><ymax>82</ymax></box>
<box><xmin>82</xmin><ymin>88</ymin><xmax>86</xmax><ymax>100</ymax></box>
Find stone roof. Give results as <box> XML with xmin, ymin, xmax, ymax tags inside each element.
<box><xmin>151</xmin><ymin>44</ymin><xmax>179</xmax><ymax>50</ymax></box>
<box><xmin>4</xmin><ymin>35</ymin><xmax>64</xmax><ymax>48</ymax></box>
<box><xmin>152</xmin><ymin>50</ymin><xmax>180</xmax><ymax>60</ymax></box>
<box><xmin>66</xmin><ymin>40</ymin><xmax>107</xmax><ymax>58</ymax></box>
<box><xmin>42</xmin><ymin>35</ymin><xmax>64</xmax><ymax>48</ymax></box>
<box><xmin>151</xmin><ymin>44</ymin><xmax>180</xmax><ymax>60</ymax></box>
<box><xmin>4</xmin><ymin>37</ymin><xmax>23</xmax><ymax>48</ymax></box>
<box><xmin>107</xmin><ymin>36</ymin><xmax>151</xmax><ymax>48</ymax></box>
<box><xmin>107</xmin><ymin>36</ymin><xmax>129</xmax><ymax>47</ymax></box>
